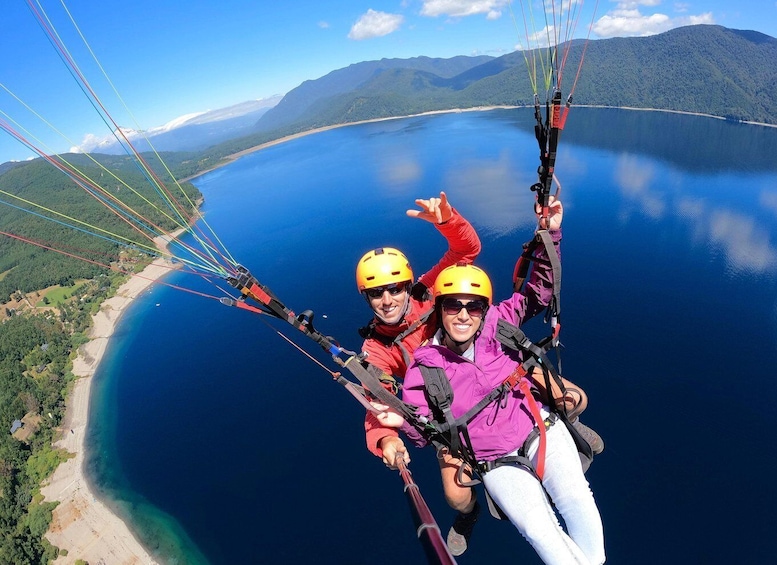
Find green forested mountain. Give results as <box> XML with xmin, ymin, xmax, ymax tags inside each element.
<box><xmin>574</xmin><ymin>26</ymin><xmax>777</xmax><ymax>121</ymax></box>
<box><xmin>0</xmin><ymin>156</ymin><xmax>200</xmax><ymax>301</ymax></box>
<box><xmin>0</xmin><ymin>299</ymin><xmax>121</xmax><ymax>562</ymax></box>
<box><xmin>254</xmin><ymin>24</ymin><xmax>777</xmax><ymax>133</ymax></box>
<box><xmin>191</xmin><ymin>25</ymin><xmax>777</xmax><ymax>166</ymax></box>
<box><xmin>256</xmin><ymin>54</ymin><xmax>494</xmax><ymax>132</ymax></box>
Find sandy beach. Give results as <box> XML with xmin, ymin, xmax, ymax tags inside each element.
<box><xmin>40</xmin><ymin>259</ymin><xmax>174</xmax><ymax>565</ymax></box>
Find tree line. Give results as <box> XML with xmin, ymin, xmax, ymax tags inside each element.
<box><xmin>0</xmin><ymin>157</ymin><xmax>200</xmax><ymax>302</ymax></box>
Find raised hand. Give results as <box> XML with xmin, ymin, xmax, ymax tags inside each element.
<box><xmin>406</xmin><ymin>191</ymin><xmax>452</xmax><ymax>225</ymax></box>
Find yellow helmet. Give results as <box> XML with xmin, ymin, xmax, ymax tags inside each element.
<box><xmin>433</xmin><ymin>263</ymin><xmax>492</xmax><ymax>304</ymax></box>
<box><xmin>355</xmin><ymin>247</ymin><xmax>413</xmax><ymax>292</ymax></box>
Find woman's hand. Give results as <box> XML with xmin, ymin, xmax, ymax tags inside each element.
<box><xmin>370</xmin><ymin>402</ymin><xmax>406</xmax><ymax>428</ymax></box>
<box><xmin>535</xmin><ymin>196</ymin><xmax>563</xmax><ymax>230</ymax></box>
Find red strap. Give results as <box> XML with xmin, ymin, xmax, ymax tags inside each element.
<box><xmin>519</xmin><ymin>379</ymin><xmax>546</xmax><ymax>480</ymax></box>
<box><xmin>246</xmin><ymin>282</ymin><xmax>272</xmax><ymax>305</ymax></box>
<box><xmin>503</xmin><ymin>364</ymin><xmax>527</xmax><ymax>390</ymax></box>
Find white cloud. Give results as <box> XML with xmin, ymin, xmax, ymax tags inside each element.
<box><xmin>318</xmin><ymin>21</ymin><xmax>330</xmax><ymax>29</ymax></box>
<box><xmin>593</xmin><ymin>1</ymin><xmax>714</xmax><ymax>38</ymax></box>
<box><xmin>348</xmin><ymin>10</ymin><xmax>404</xmax><ymax>40</ymax></box>
<box><xmin>522</xmin><ymin>25</ymin><xmax>557</xmax><ymax>49</ymax></box>
<box><xmin>420</xmin><ymin>0</ymin><xmax>509</xmax><ymax>19</ymax></box>
<box><xmin>73</xmin><ymin>111</ymin><xmax>209</xmax><ymax>153</ymax></box>
<box><xmin>614</xmin><ymin>155</ymin><xmax>666</xmax><ymax>219</ymax></box>
<box><xmin>72</xmin><ymin>128</ymin><xmax>138</xmax><ymax>153</ymax></box>
<box><xmin>381</xmin><ymin>157</ymin><xmax>422</xmax><ymax>185</ymax></box>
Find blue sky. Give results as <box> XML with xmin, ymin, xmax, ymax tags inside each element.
<box><xmin>1</xmin><ymin>0</ymin><xmax>775</xmax><ymax>164</ymax></box>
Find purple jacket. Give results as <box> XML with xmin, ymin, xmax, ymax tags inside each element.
<box><xmin>401</xmin><ymin>229</ymin><xmax>561</xmax><ymax>462</ymax></box>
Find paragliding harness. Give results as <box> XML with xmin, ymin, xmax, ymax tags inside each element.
<box><xmin>412</xmin><ymin>229</ymin><xmax>593</xmax><ymax>520</ymax></box>
<box><xmin>415</xmin><ymin>320</ymin><xmax>592</xmax><ymax>519</ymax></box>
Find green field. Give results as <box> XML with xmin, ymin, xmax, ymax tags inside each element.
<box><xmin>37</xmin><ymin>281</ymin><xmax>88</xmax><ymax>306</ymax></box>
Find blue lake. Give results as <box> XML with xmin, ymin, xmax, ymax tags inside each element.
<box><xmin>86</xmin><ymin>108</ymin><xmax>777</xmax><ymax>564</ymax></box>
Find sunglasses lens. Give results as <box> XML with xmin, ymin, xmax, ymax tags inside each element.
<box><xmin>442</xmin><ymin>300</ymin><xmax>462</xmax><ymax>315</ymax></box>
<box><xmin>442</xmin><ymin>299</ymin><xmax>486</xmax><ymax>316</ymax></box>
<box><xmin>467</xmin><ymin>301</ymin><xmax>486</xmax><ymax>315</ymax></box>
<box><xmin>366</xmin><ymin>283</ymin><xmax>406</xmax><ymax>298</ymax></box>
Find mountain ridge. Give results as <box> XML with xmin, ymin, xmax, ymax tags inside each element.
<box><xmin>253</xmin><ymin>24</ymin><xmax>777</xmax><ymax>136</ymax></box>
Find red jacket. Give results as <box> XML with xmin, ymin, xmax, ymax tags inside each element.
<box><xmin>362</xmin><ymin>209</ymin><xmax>481</xmax><ymax>457</ymax></box>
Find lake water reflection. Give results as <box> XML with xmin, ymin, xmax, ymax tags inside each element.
<box><xmin>87</xmin><ymin>108</ymin><xmax>777</xmax><ymax>564</ymax></box>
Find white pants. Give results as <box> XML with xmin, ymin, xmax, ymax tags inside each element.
<box><xmin>481</xmin><ymin>420</ymin><xmax>606</xmax><ymax>564</ymax></box>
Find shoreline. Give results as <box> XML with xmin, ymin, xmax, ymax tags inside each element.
<box><xmin>184</xmin><ymin>104</ymin><xmax>776</xmax><ymax>182</ymax></box>
<box><xmin>182</xmin><ymin>105</ymin><xmax>517</xmax><ymax>181</ymax></box>
<box><xmin>40</xmin><ymin>258</ymin><xmax>175</xmax><ymax>565</ymax></box>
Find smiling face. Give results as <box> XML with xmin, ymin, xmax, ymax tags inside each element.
<box><xmin>366</xmin><ymin>281</ymin><xmax>409</xmax><ymax>325</ymax></box>
<box><xmin>440</xmin><ymin>293</ymin><xmax>487</xmax><ymax>346</ymax></box>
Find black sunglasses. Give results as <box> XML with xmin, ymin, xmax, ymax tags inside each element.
<box><xmin>441</xmin><ymin>298</ymin><xmax>488</xmax><ymax>316</ymax></box>
<box><xmin>365</xmin><ymin>282</ymin><xmax>407</xmax><ymax>299</ymax></box>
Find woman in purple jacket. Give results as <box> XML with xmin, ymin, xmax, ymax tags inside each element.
<box><xmin>386</xmin><ymin>261</ymin><xmax>606</xmax><ymax>564</ymax></box>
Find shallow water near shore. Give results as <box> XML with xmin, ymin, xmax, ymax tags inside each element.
<box><xmin>87</xmin><ymin>108</ymin><xmax>777</xmax><ymax>564</ymax></box>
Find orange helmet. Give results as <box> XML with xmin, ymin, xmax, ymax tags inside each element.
<box><xmin>355</xmin><ymin>247</ymin><xmax>413</xmax><ymax>292</ymax></box>
<box><xmin>433</xmin><ymin>263</ymin><xmax>492</xmax><ymax>304</ymax></box>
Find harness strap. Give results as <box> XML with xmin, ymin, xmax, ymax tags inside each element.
<box><xmin>478</xmin><ymin>412</ymin><xmax>559</xmax><ymax>476</ymax></box>
<box><xmin>496</xmin><ymin>320</ymin><xmax>548</xmax><ymax>362</ymax></box>
<box><xmin>536</xmin><ymin>229</ymin><xmax>561</xmax><ymax>327</ymax></box>
<box><xmin>417</xmin><ymin>361</ymin><xmax>551</xmax><ymax>481</ymax></box>
<box><xmin>519</xmin><ymin>379</ymin><xmax>547</xmax><ymax>480</ymax></box>
<box><xmin>495</xmin><ymin>318</ymin><xmax>566</xmax><ymax>412</ymax></box>
<box><xmin>494</xmin><ymin>320</ymin><xmax>593</xmax><ymax>462</ymax></box>
<box><xmin>417</xmin><ymin>364</ymin><xmax>463</xmax><ymax>458</ymax></box>
<box><xmin>477</xmin><ymin>411</ymin><xmax>558</xmax><ymax>521</ymax></box>
<box><xmin>359</xmin><ymin>306</ymin><xmax>436</xmax><ymax>372</ymax></box>
<box><xmin>511</xmin><ymin>229</ymin><xmax>562</xmax><ymax>375</ymax></box>
<box><xmin>513</xmin><ymin>230</ymin><xmax>561</xmax><ymax>321</ymax></box>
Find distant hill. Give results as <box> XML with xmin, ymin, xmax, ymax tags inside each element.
<box><xmin>80</xmin><ymin>97</ymin><xmax>283</xmax><ymax>155</ymax></box>
<box><xmin>256</xmin><ymin>56</ymin><xmax>494</xmax><ymax>133</ymax></box>
<box><xmin>253</xmin><ymin>25</ymin><xmax>777</xmax><ymax>135</ymax></box>
<box><xmin>0</xmin><ymin>160</ymin><xmax>25</xmax><ymax>176</ymax></box>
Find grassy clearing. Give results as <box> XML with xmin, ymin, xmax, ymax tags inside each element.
<box><xmin>36</xmin><ymin>281</ymin><xmax>88</xmax><ymax>307</ymax></box>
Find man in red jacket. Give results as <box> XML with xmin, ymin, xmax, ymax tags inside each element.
<box><xmin>355</xmin><ymin>191</ymin><xmax>482</xmax><ymax>555</ymax></box>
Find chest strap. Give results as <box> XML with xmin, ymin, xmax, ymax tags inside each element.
<box><xmin>360</xmin><ymin>306</ymin><xmax>436</xmax><ymax>375</ymax></box>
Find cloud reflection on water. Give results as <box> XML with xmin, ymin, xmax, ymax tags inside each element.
<box><xmin>614</xmin><ymin>154</ymin><xmax>777</xmax><ymax>275</ymax></box>
<box><xmin>379</xmin><ymin>155</ymin><xmax>423</xmax><ymax>187</ymax></box>
<box><xmin>442</xmin><ymin>150</ymin><xmax>538</xmax><ymax>237</ymax></box>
